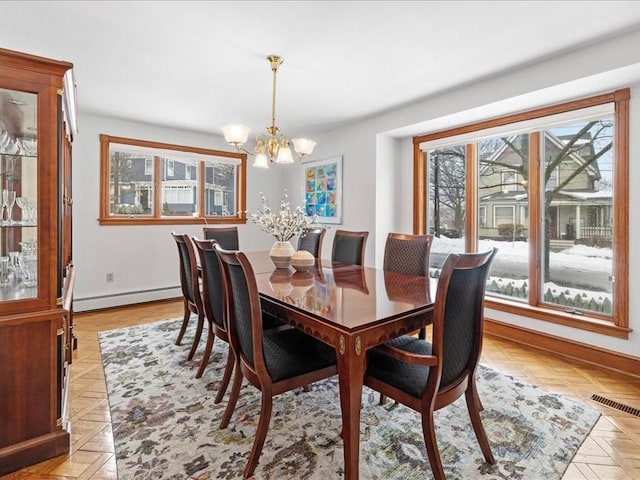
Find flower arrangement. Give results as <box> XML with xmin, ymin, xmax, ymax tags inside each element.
<box><xmin>251</xmin><ymin>190</ymin><xmax>316</xmax><ymax>242</ymax></box>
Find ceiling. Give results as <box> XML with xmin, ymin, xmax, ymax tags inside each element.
<box><xmin>2</xmin><ymin>1</ymin><xmax>640</xmax><ymax>140</ymax></box>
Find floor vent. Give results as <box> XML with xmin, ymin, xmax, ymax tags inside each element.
<box><xmin>591</xmin><ymin>394</ymin><xmax>640</xmax><ymax>417</ymax></box>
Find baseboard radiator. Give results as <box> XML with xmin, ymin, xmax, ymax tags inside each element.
<box><xmin>74</xmin><ymin>286</ymin><xmax>182</xmax><ymax>312</ymax></box>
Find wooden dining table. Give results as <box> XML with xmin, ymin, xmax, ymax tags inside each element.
<box><xmin>245</xmin><ymin>251</ymin><xmax>436</xmax><ymax>480</ymax></box>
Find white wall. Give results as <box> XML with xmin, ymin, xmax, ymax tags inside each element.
<box><xmin>73</xmin><ymin>27</ymin><xmax>640</xmax><ymax>359</ymax></box>
<box><xmin>72</xmin><ymin>115</ymin><xmax>286</xmax><ymax>311</ymax></box>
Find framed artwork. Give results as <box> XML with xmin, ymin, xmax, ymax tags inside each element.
<box><xmin>302</xmin><ymin>155</ymin><xmax>342</xmax><ymax>224</ymax></box>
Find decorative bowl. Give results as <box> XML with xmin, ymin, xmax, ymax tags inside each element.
<box><xmin>291</xmin><ymin>250</ymin><xmax>315</xmax><ymax>272</ymax></box>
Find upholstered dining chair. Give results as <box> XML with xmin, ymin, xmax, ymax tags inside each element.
<box><xmin>331</xmin><ymin>229</ymin><xmax>369</xmax><ymax>265</ymax></box>
<box><xmin>364</xmin><ymin>248</ymin><xmax>498</xmax><ymax>480</ymax></box>
<box><xmin>192</xmin><ymin>238</ymin><xmax>235</xmax><ymax>391</ymax></box>
<box><xmin>297</xmin><ymin>227</ymin><xmax>326</xmax><ymax>258</ymax></box>
<box><xmin>383</xmin><ymin>232</ymin><xmax>433</xmax><ymax>339</ymax></box>
<box><xmin>171</xmin><ymin>232</ymin><xmax>205</xmax><ymax>362</ymax></box>
<box><xmin>202</xmin><ymin>226</ymin><xmax>239</xmax><ymax>250</ymax></box>
<box><xmin>215</xmin><ymin>244</ymin><xmax>337</xmax><ymax>479</ymax></box>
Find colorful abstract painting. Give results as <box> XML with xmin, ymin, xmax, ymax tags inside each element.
<box><xmin>303</xmin><ymin>155</ymin><xmax>342</xmax><ymax>223</ymax></box>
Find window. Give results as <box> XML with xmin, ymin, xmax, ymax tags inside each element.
<box><xmin>413</xmin><ymin>89</ymin><xmax>629</xmax><ymax>338</ymax></box>
<box><xmin>99</xmin><ymin>135</ymin><xmax>247</xmax><ymax>225</ymax></box>
<box><xmin>493</xmin><ymin>205</ymin><xmax>514</xmax><ymax>228</ymax></box>
<box><xmin>479</xmin><ymin>206</ymin><xmax>486</xmax><ymax>228</ymax></box>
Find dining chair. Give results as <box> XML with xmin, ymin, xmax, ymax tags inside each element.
<box><xmin>383</xmin><ymin>232</ymin><xmax>433</xmax><ymax>339</ymax></box>
<box><xmin>171</xmin><ymin>232</ymin><xmax>205</xmax><ymax>362</ymax></box>
<box><xmin>192</xmin><ymin>238</ymin><xmax>235</xmax><ymax>393</ymax></box>
<box><xmin>215</xmin><ymin>244</ymin><xmax>337</xmax><ymax>479</ymax></box>
<box><xmin>297</xmin><ymin>227</ymin><xmax>326</xmax><ymax>258</ymax></box>
<box><xmin>364</xmin><ymin>248</ymin><xmax>498</xmax><ymax>480</ymax></box>
<box><xmin>331</xmin><ymin>229</ymin><xmax>369</xmax><ymax>265</ymax></box>
<box><xmin>202</xmin><ymin>226</ymin><xmax>239</xmax><ymax>250</ymax></box>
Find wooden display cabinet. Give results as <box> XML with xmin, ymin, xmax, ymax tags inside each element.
<box><xmin>0</xmin><ymin>48</ymin><xmax>77</xmax><ymax>474</ymax></box>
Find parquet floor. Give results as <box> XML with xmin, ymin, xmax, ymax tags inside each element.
<box><xmin>2</xmin><ymin>299</ymin><xmax>639</xmax><ymax>479</ymax></box>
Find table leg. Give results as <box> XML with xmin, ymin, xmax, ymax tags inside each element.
<box><xmin>336</xmin><ymin>335</ymin><xmax>366</xmax><ymax>480</ymax></box>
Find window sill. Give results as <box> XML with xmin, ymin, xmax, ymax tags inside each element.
<box><xmin>98</xmin><ymin>217</ymin><xmax>247</xmax><ymax>226</ymax></box>
<box><xmin>485</xmin><ymin>297</ymin><xmax>631</xmax><ymax>339</ymax></box>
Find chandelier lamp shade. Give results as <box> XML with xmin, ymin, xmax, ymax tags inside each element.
<box><xmin>221</xmin><ymin>55</ymin><xmax>316</xmax><ymax>169</ymax></box>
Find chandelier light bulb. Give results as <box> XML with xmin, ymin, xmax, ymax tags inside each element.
<box><xmin>292</xmin><ymin>138</ymin><xmax>316</xmax><ymax>157</ymax></box>
<box><xmin>221</xmin><ymin>124</ymin><xmax>250</xmax><ymax>146</ymax></box>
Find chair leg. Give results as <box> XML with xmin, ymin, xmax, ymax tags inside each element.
<box><xmin>214</xmin><ymin>347</ymin><xmax>235</xmax><ymax>404</ymax></box>
<box><xmin>187</xmin><ymin>312</ymin><xmax>204</xmax><ymax>361</ymax></box>
<box><xmin>243</xmin><ymin>393</ymin><xmax>273</xmax><ymax>479</ymax></box>
<box><xmin>175</xmin><ymin>302</ymin><xmax>190</xmax><ymax>345</ymax></box>
<box><xmin>418</xmin><ymin>327</ymin><xmax>426</xmax><ymax>340</ymax></box>
<box><xmin>422</xmin><ymin>411</ymin><xmax>446</xmax><ymax>480</ymax></box>
<box><xmin>465</xmin><ymin>382</ymin><xmax>495</xmax><ymax>464</ymax></box>
<box><xmin>220</xmin><ymin>359</ymin><xmax>243</xmax><ymax>429</ymax></box>
<box><xmin>195</xmin><ymin>322</ymin><xmax>215</xmax><ymax>379</ymax></box>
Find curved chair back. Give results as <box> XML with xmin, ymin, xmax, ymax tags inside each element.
<box><xmin>171</xmin><ymin>232</ymin><xmax>202</xmax><ymax>312</ymax></box>
<box><xmin>203</xmin><ymin>226</ymin><xmax>239</xmax><ymax>250</ymax></box>
<box><xmin>215</xmin><ymin>246</ymin><xmax>264</xmax><ymax>373</ymax></box>
<box><xmin>430</xmin><ymin>248</ymin><xmax>497</xmax><ymax>389</ymax></box>
<box><xmin>383</xmin><ymin>232</ymin><xmax>433</xmax><ymax>276</ymax></box>
<box><xmin>171</xmin><ymin>232</ymin><xmax>205</xmax><ymax>359</ymax></box>
<box><xmin>297</xmin><ymin>227</ymin><xmax>326</xmax><ymax>258</ymax></box>
<box><xmin>331</xmin><ymin>229</ymin><xmax>368</xmax><ymax>265</ymax></box>
<box><xmin>193</xmin><ymin>238</ymin><xmax>225</xmax><ymax>330</ymax></box>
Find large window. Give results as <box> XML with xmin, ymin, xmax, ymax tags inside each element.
<box><xmin>413</xmin><ymin>89</ymin><xmax>629</xmax><ymax>338</ymax></box>
<box><xmin>99</xmin><ymin>135</ymin><xmax>247</xmax><ymax>225</ymax></box>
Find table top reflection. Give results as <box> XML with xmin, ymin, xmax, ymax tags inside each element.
<box><xmin>246</xmin><ymin>251</ymin><xmax>435</xmax><ymax>333</ymax></box>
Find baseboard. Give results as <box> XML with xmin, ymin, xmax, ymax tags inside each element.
<box><xmin>74</xmin><ymin>286</ymin><xmax>182</xmax><ymax>312</ymax></box>
<box><xmin>485</xmin><ymin>317</ymin><xmax>640</xmax><ymax>378</ymax></box>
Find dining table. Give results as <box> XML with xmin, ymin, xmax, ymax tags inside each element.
<box><xmin>244</xmin><ymin>251</ymin><xmax>436</xmax><ymax>480</ymax></box>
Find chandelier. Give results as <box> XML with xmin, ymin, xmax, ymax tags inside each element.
<box><xmin>221</xmin><ymin>55</ymin><xmax>316</xmax><ymax>169</ymax></box>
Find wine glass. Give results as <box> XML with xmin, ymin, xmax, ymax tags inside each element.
<box><xmin>15</xmin><ymin>197</ymin><xmax>24</xmax><ymax>224</ymax></box>
<box><xmin>1</xmin><ymin>189</ymin><xmax>8</xmax><ymax>224</ymax></box>
<box><xmin>5</xmin><ymin>190</ymin><xmax>15</xmax><ymax>224</ymax></box>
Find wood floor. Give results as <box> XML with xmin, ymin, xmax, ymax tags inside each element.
<box><xmin>2</xmin><ymin>299</ymin><xmax>640</xmax><ymax>479</ymax></box>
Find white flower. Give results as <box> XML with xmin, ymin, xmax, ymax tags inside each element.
<box><xmin>251</xmin><ymin>190</ymin><xmax>317</xmax><ymax>242</ymax></box>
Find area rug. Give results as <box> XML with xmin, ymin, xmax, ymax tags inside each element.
<box><xmin>99</xmin><ymin>318</ymin><xmax>600</xmax><ymax>480</ymax></box>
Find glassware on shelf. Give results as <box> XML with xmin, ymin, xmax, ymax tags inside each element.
<box><xmin>18</xmin><ymin>254</ymin><xmax>37</xmax><ymax>287</ymax></box>
<box><xmin>1</xmin><ymin>189</ymin><xmax>8</xmax><ymax>224</ymax></box>
<box><xmin>6</xmin><ymin>190</ymin><xmax>15</xmax><ymax>224</ymax></box>
<box><xmin>19</xmin><ymin>197</ymin><xmax>36</xmax><ymax>224</ymax></box>
<box><xmin>19</xmin><ymin>240</ymin><xmax>37</xmax><ymax>255</ymax></box>
<box><xmin>0</xmin><ymin>257</ymin><xmax>9</xmax><ymax>285</ymax></box>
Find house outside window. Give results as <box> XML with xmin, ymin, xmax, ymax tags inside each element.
<box><xmin>413</xmin><ymin>89</ymin><xmax>629</xmax><ymax>338</ymax></box>
<box><xmin>99</xmin><ymin>134</ymin><xmax>247</xmax><ymax>225</ymax></box>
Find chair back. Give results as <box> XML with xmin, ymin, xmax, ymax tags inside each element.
<box><xmin>215</xmin><ymin>245</ymin><xmax>265</xmax><ymax>375</ymax></box>
<box><xmin>383</xmin><ymin>233</ymin><xmax>433</xmax><ymax>276</ymax></box>
<box><xmin>331</xmin><ymin>229</ymin><xmax>368</xmax><ymax>265</ymax></box>
<box><xmin>203</xmin><ymin>226</ymin><xmax>239</xmax><ymax>250</ymax></box>
<box><xmin>297</xmin><ymin>227</ymin><xmax>326</xmax><ymax>257</ymax></box>
<box><xmin>171</xmin><ymin>232</ymin><xmax>202</xmax><ymax>310</ymax></box>
<box><xmin>430</xmin><ymin>248</ymin><xmax>497</xmax><ymax>390</ymax></box>
<box><xmin>193</xmin><ymin>238</ymin><xmax>226</xmax><ymax>330</ymax></box>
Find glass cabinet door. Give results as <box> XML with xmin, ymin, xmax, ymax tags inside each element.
<box><xmin>0</xmin><ymin>88</ymin><xmax>38</xmax><ymax>301</ymax></box>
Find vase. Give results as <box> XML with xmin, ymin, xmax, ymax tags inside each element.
<box><xmin>269</xmin><ymin>240</ymin><xmax>295</xmax><ymax>269</ymax></box>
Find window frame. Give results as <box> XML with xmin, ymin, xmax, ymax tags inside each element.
<box><xmin>99</xmin><ymin>134</ymin><xmax>247</xmax><ymax>226</ymax></box>
<box><xmin>413</xmin><ymin>89</ymin><xmax>629</xmax><ymax>338</ymax></box>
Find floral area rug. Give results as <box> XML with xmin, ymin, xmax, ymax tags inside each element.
<box><xmin>98</xmin><ymin>318</ymin><xmax>600</xmax><ymax>480</ymax></box>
